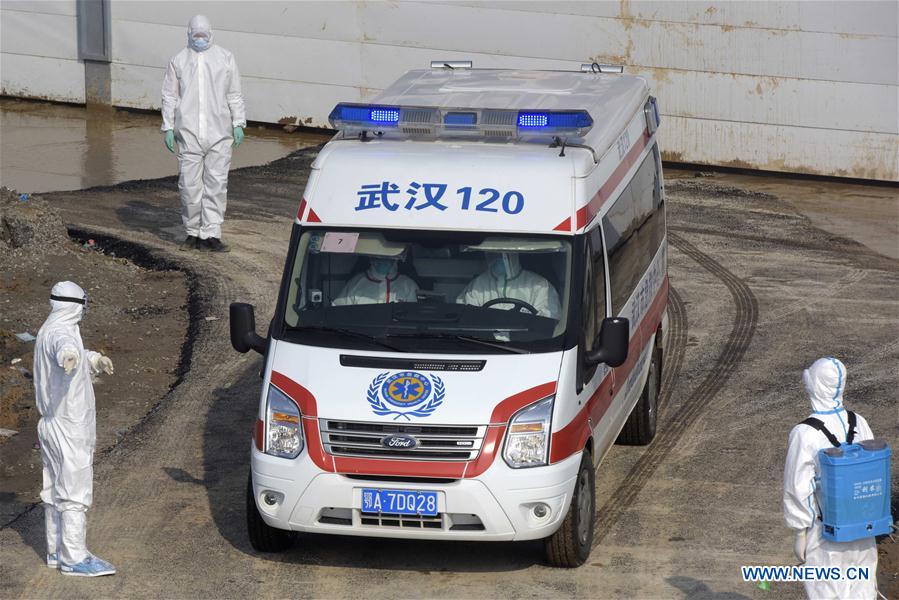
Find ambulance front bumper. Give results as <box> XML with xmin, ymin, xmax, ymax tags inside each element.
<box><xmin>250</xmin><ymin>447</ymin><xmax>582</xmax><ymax>541</ymax></box>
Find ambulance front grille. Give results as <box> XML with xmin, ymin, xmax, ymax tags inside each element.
<box><xmin>320</xmin><ymin>420</ymin><xmax>487</xmax><ymax>461</ymax></box>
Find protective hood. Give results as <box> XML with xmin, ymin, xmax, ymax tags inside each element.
<box><xmin>802</xmin><ymin>357</ymin><xmax>846</xmax><ymax>413</ymax></box>
<box><xmin>41</xmin><ymin>281</ymin><xmax>85</xmax><ymax>331</ymax></box>
<box><xmin>187</xmin><ymin>15</ymin><xmax>213</xmax><ymax>52</ymax></box>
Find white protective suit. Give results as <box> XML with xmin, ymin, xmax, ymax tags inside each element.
<box><xmin>161</xmin><ymin>15</ymin><xmax>246</xmax><ymax>240</ymax></box>
<box><xmin>783</xmin><ymin>357</ymin><xmax>878</xmax><ymax>600</ymax></box>
<box><xmin>34</xmin><ymin>282</ymin><xmax>113</xmax><ymax>567</ymax></box>
<box><xmin>332</xmin><ymin>259</ymin><xmax>419</xmax><ymax>305</ymax></box>
<box><xmin>456</xmin><ymin>253</ymin><xmax>562</xmax><ymax>319</ymax></box>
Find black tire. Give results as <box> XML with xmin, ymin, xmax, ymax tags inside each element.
<box><xmin>617</xmin><ymin>345</ymin><xmax>662</xmax><ymax>446</ymax></box>
<box><xmin>246</xmin><ymin>474</ymin><xmax>296</xmax><ymax>552</ymax></box>
<box><xmin>545</xmin><ymin>452</ymin><xmax>595</xmax><ymax>567</ymax></box>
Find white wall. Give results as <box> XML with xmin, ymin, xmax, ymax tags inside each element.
<box><xmin>0</xmin><ymin>1</ymin><xmax>84</xmax><ymax>103</ymax></box>
<box><xmin>2</xmin><ymin>1</ymin><xmax>897</xmax><ymax>180</ymax></box>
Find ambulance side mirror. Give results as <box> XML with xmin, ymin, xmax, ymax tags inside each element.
<box><xmin>585</xmin><ymin>317</ymin><xmax>629</xmax><ymax>368</ymax></box>
<box><xmin>230</xmin><ymin>302</ymin><xmax>268</xmax><ymax>355</ymax></box>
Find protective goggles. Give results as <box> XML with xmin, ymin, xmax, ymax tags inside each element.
<box><xmin>50</xmin><ymin>294</ymin><xmax>88</xmax><ymax>312</ymax></box>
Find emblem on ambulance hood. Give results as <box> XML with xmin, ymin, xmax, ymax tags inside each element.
<box><xmin>367</xmin><ymin>371</ymin><xmax>445</xmax><ymax>421</ymax></box>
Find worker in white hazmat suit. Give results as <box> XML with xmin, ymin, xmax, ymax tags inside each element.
<box><xmin>332</xmin><ymin>257</ymin><xmax>419</xmax><ymax>305</ymax></box>
<box><xmin>457</xmin><ymin>252</ymin><xmax>561</xmax><ymax>319</ymax></box>
<box><xmin>161</xmin><ymin>15</ymin><xmax>246</xmax><ymax>253</ymax></box>
<box><xmin>783</xmin><ymin>357</ymin><xmax>878</xmax><ymax>600</ymax></box>
<box><xmin>33</xmin><ymin>282</ymin><xmax>115</xmax><ymax>576</ymax></box>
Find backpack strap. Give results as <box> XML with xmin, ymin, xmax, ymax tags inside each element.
<box><xmin>846</xmin><ymin>411</ymin><xmax>857</xmax><ymax>444</ymax></box>
<box><xmin>800</xmin><ymin>417</ymin><xmax>841</xmax><ymax>448</ymax></box>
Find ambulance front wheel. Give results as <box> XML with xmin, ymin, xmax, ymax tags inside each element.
<box><xmin>617</xmin><ymin>345</ymin><xmax>661</xmax><ymax>446</ymax></box>
<box><xmin>246</xmin><ymin>473</ymin><xmax>296</xmax><ymax>553</ymax></box>
<box><xmin>544</xmin><ymin>451</ymin><xmax>595</xmax><ymax>567</ymax></box>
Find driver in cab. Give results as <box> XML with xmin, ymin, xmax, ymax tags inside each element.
<box><xmin>332</xmin><ymin>256</ymin><xmax>419</xmax><ymax>305</ymax></box>
<box><xmin>456</xmin><ymin>252</ymin><xmax>561</xmax><ymax>319</ymax></box>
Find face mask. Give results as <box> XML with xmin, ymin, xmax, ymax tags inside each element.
<box><xmin>370</xmin><ymin>258</ymin><xmax>394</xmax><ymax>278</ymax></box>
<box><xmin>489</xmin><ymin>255</ymin><xmax>516</xmax><ymax>279</ymax></box>
<box><xmin>191</xmin><ymin>37</ymin><xmax>209</xmax><ymax>51</ymax></box>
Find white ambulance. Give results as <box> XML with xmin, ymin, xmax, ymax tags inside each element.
<box><xmin>231</xmin><ymin>63</ymin><xmax>668</xmax><ymax>567</ymax></box>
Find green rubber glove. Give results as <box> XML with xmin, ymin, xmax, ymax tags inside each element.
<box><xmin>232</xmin><ymin>126</ymin><xmax>244</xmax><ymax>147</ymax></box>
<box><xmin>164</xmin><ymin>130</ymin><xmax>175</xmax><ymax>153</ymax></box>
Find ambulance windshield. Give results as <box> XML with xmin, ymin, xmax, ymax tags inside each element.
<box><xmin>280</xmin><ymin>228</ymin><xmax>572</xmax><ymax>353</ymax></box>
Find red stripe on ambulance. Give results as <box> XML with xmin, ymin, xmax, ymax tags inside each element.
<box><xmin>296</xmin><ymin>198</ymin><xmax>307</xmax><ymax>221</ymax></box>
<box><xmin>553</xmin><ymin>217</ymin><xmax>572</xmax><ymax>232</ymax></box>
<box><xmin>572</xmin><ymin>128</ymin><xmax>651</xmax><ymax>231</ymax></box>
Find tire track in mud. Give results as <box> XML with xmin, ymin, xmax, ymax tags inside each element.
<box><xmin>658</xmin><ymin>286</ymin><xmax>687</xmax><ymax>414</ymax></box>
<box><xmin>592</xmin><ymin>232</ymin><xmax>758</xmax><ymax>547</ymax></box>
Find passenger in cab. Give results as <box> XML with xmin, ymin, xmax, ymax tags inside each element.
<box><xmin>332</xmin><ymin>257</ymin><xmax>419</xmax><ymax>305</ymax></box>
<box><xmin>456</xmin><ymin>252</ymin><xmax>561</xmax><ymax>319</ymax></box>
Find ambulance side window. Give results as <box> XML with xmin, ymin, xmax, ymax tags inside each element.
<box><xmin>602</xmin><ymin>148</ymin><xmax>665</xmax><ymax>315</ymax></box>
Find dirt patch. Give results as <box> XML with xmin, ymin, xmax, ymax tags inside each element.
<box><xmin>877</xmin><ymin>495</ymin><xmax>899</xmax><ymax>598</ymax></box>
<box><xmin>666</xmin><ymin>179</ymin><xmax>777</xmax><ymax>200</ymax></box>
<box><xmin>0</xmin><ymin>187</ymin><xmax>67</xmax><ymax>250</ymax></box>
<box><xmin>0</xmin><ymin>188</ymin><xmax>188</xmax><ymax>524</ymax></box>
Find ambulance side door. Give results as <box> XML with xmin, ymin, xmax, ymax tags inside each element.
<box><xmin>575</xmin><ymin>228</ymin><xmax>612</xmax><ymax>467</ymax></box>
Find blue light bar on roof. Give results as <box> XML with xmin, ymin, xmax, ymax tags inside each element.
<box><xmin>370</xmin><ymin>108</ymin><xmax>400</xmax><ymax>123</ymax></box>
<box><xmin>329</xmin><ymin>103</ymin><xmax>400</xmax><ymax>128</ymax></box>
<box><xmin>444</xmin><ymin>112</ymin><xmax>477</xmax><ymax>126</ymax></box>
<box><xmin>328</xmin><ymin>103</ymin><xmax>593</xmax><ymax>139</ymax></box>
<box><xmin>517</xmin><ymin>111</ymin><xmax>593</xmax><ymax>131</ymax></box>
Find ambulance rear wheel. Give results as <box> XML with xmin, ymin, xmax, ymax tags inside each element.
<box><xmin>246</xmin><ymin>474</ymin><xmax>296</xmax><ymax>552</ymax></box>
<box><xmin>617</xmin><ymin>346</ymin><xmax>661</xmax><ymax>446</ymax></box>
<box><xmin>544</xmin><ymin>452</ymin><xmax>595</xmax><ymax>567</ymax></box>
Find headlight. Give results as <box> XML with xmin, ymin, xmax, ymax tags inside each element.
<box><xmin>265</xmin><ymin>385</ymin><xmax>304</xmax><ymax>458</ymax></box>
<box><xmin>502</xmin><ymin>396</ymin><xmax>553</xmax><ymax>468</ymax></box>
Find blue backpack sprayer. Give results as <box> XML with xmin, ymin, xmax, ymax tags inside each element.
<box><xmin>801</xmin><ymin>411</ymin><xmax>893</xmax><ymax>542</ymax></box>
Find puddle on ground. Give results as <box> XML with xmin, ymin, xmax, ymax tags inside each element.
<box><xmin>0</xmin><ymin>98</ymin><xmax>331</xmax><ymax>193</ymax></box>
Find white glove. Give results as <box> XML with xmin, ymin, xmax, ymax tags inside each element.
<box><xmin>97</xmin><ymin>355</ymin><xmax>114</xmax><ymax>375</ymax></box>
<box><xmin>61</xmin><ymin>350</ymin><xmax>79</xmax><ymax>375</ymax></box>
<box><xmin>89</xmin><ymin>353</ymin><xmax>114</xmax><ymax>375</ymax></box>
<box><xmin>794</xmin><ymin>529</ymin><xmax>807</xmax><ymax>563</ymax></box>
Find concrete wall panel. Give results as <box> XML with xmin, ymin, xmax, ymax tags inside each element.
<box><xmin>1</xmin><ymin>8</ymin><xmax>79</xmax><ymax>60</ymax></box>
<box><xmin>469</xmin><ymin>1</ymin><xmax>897</xmax><ymax>37</ymax></box>
<box><xmin>661</xmin><ymin>116</ymin><xmax>899</xmax><ymax>181</ymax></box>
<box><xmin>1</xmin><ymin>53</ymin><xmax>85</xmax><ymax>103</ymax></box>
<box><xmin>2</xmin><ymin>1</ymin><xmax>897</xmax><ymax>180</ymax></box>
<box><xmin>1</xmin><ymin>1</ymin><xmax>77</xmax><ymax>17</ymax></box>
<box><xmin>633</xmin><ymin>68</ymin><xmax>898</xmax><ymax>134</ymax></box>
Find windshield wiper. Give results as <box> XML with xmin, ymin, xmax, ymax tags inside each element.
<box><xmin>387</xmin><ymin>332</ymin><xmax>529</xmax><ymax>354</ymax></box>
<box><xmin>293</xmin><ymin>326</ymin><xmax>406</xmax><ymax>353</ymax></box>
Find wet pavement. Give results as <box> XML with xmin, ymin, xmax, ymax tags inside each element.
<box><xmin>0</xmin><ymin>98</ymin><xmax>331</xmax><ymax>193</ymax></box>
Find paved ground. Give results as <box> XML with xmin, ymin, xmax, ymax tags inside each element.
<box><xmin>1</xmin><ymin>149</ymin><xmax>896</xmax><ymax>598</ymax></box>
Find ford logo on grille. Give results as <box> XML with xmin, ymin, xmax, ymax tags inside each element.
<box><xmin>381</xmin><ymin>435</ymin><xmax>418</xmax><ymax>450</ymax></box>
